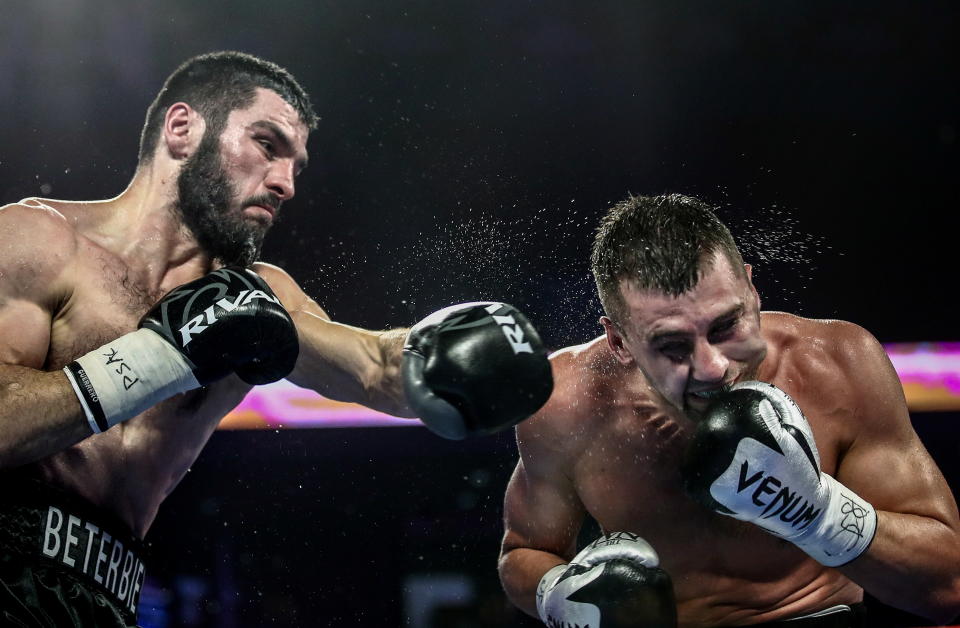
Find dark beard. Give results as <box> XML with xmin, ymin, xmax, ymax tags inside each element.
<box><xmin>175</xmin><ymin>133</ymin><xmax>269</xmax><ymax>267</ymax></box>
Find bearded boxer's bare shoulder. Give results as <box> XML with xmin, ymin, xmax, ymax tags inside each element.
<box><xmin>251</xmin><ymin>262</ymin><xmax>329</xmax><ymax>319</ymax></box>
<box><xmin>1</xmin><ymin>198</ymin><xmax>156</xmax><ymax>368</ymax></box>
<box><xmin>0</xmin><ymin>199</ymin><xmax>78</xmax><ymax>278</ymax></box>
<box><xmin>0</xmin><ymin>200</ymin><xmax>80</xmax><ymax>361</ymax></box>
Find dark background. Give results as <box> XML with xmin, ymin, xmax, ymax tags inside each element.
<box><xmin>1</xmin><ymin>1</ymin><xmax>957</xmax><ymax>626</ymax></box>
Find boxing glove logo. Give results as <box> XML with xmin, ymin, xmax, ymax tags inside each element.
<box><xmin>484</xmin><ymin>303</ymin><xmax>533</xmax><ymax>355</ymax></box>
<box><xmin>179</xmin><ymin>289</ymin><xmax>281</xmax><ymax>346</ymax></box>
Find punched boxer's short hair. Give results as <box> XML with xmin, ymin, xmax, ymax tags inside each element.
<box><xmin>138</xmin><ymin>51</ymin><xmax>318</xmax><ymax>164</ymax></box>
<box><xmin>590</xmin><ymin>193</ymin><xmax>745</xmax><ymax>327</ymax></box>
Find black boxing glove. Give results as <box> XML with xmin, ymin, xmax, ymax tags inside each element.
<box><xmin>64</xmin><ymin>267</ymin><xmax>298</xmax><ymax>433</ymax></box>
<box><xmin>401</xmin><ymin>302</ymin><xmax>553</xmax><ymax>439</ymax></box>
<box><xmin>536</xmin><ymin>532</ymin><xmax>677</xmax><ymax>628</ymax></box>
<box><xmin>681</xmin><ymin>381</ymin><xmax>877</xmax><ymax>567</ymax></box>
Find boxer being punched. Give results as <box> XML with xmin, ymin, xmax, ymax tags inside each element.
<box><xmin>0</xmin><ymin>52</ymin><xmax>552</xmax><ymax>626</ymax></box>
<box><xmin>499</xmin><ymin>193</ymin><xmax>960</xmax><ymax>626</ymax></box>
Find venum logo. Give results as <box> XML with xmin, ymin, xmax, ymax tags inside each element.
<box><xmin>179</xmin><ymin>289</ymin><xmax>280</xmax><ymax>346</ymax></box>
<box><xmin>736</xmin><ymin>459</ymin><xmax>822</xmax><ymax>530</ymax></box>
<box><xmin>484</xmin><ymin>303</ymin><xmax>533</xmax><ymax>354</ymax></box>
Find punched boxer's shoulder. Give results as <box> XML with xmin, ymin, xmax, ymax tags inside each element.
<box><xmin>759</xmin><ymin>312</ymin><xmax>883</xmax><ymax>461</ymax></box>
<box><xmin>760</xmin><ymin>311</ymin><xmax>880</xmax><ymax>387</ymax></box>
<box><xmin>517</xmin><ymin>336</ymin><xmax>627</xmax><ymax>459</ymax></box>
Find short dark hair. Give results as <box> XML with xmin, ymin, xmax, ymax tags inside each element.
<box><xmin>138</xmin><ymin>51</ymin><xmax>318</xmax><ymax>164</ymax></box>
<box><xmin>590</xmin><ymin>193</ymin><xmax>745</xmax><ymax>326</ymax></box>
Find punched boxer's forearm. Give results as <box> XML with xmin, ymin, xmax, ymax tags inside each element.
<box><xmin>0</xmin><ymin>365</ymin><xmax>95</xmax><ymax>468</ymax></box>
<box><xmin>504</xmin><ymin>533</ymin><xmax>678</xmax><ymax>627</ymax></box>
<box><xmin>838</xmin><ymin>510</ymin><xmax>960</xmax><ymax>622</ymax></box>
<box><xmin>498</xmin><ymin>546</ymin><xmax>568</xmax><ymax>618</ymax></box>
<box><xmin>286</xmin><ymin>310</ymin><xmax>414</xmax><ymax>417</ymax></box>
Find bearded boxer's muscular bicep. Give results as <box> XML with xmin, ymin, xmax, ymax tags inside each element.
<box><xmin>0</xmin><ymin>293</ymin><xmax>52</xmax><ymax>368</ymax></box>
<box><xmin>0</xmin><ymin>203</ymin><xmax>92</xmax><ymax>468</ymax></box>
<box><xmin>829</xmin><ymin>322</ymin><xmax>960</xmax><ymax>619</ymax></box>
<box><xmin>499</xmin><ymin>415</ymin><xmax>586</xmax><ymax>617</ymax></box>
<box><xmin>252</xmin><ymin>263</ymin><xmax>411</xmax><ymax>416</ymax></box>
<box><xmin>0</xmin><ymin>205</ymin><xmax>65</xmax><ymax>367</ymax></box>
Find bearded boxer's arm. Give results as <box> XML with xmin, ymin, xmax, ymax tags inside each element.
<box><xmin>252</xmin><ymin>263</ymin><xmax>414</xmax><ymax>417</ymax></box>
<box><xmin>0</xmin><ymin>366</ymin><xmax>97</xmax><ymax>468</ymax></box>
<box><xmin>0</xmin><ymin>204</ymin><xmax>104</xmax><ymax>467</ymax></box>
<box><xmin>285</xmin><ymin>310</ymin><xmax>413</xmax><ymax>417</ymax></box>
<box><xmin>828</xmin><ymin>326</ymin><xmax>960</xmax><ymax>622</ymax></box>
<box><xmin>260</xmin><ymin>267</ymin><xmax>553</xmax><ymax>436</ymax></box>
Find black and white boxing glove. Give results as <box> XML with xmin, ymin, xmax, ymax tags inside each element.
<box><xmin>536</xmin><ymin>532</ymin><xmax>676</xmax><ymax>628</ymax></box>
<box><xmin>681</xmin><ymin>381</ymin><xmax>877</xmax><ymax>567</ymax></box>
<box><xmin>401</xmin><ymin>302</ymin><xmax>553</xmax><ymax>439</ymax></box>
<box><xmin>64</xmin><ymin>267</ymin><xmax>298</xmax><ymax>433</ymax></box>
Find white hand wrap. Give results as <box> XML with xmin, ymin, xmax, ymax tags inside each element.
<box><xmin>63</xmin><ymin>329</ymin><xmax>200</xmax><ymax>433</ymax></box>
<box><xmin>709</xmin><ymin>381</ymin><xmax>877</xmax><ymax>566</ymax></box>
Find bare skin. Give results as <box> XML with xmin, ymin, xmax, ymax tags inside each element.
<box><xmin>0</xmin><ymin>87</ymin><xmax>412</xmax><ymax>538</ymax></box>
<box><xmin>499</xmin><ymin>253</ymin><xmax>960</xmax><ymax>625</ymax></box>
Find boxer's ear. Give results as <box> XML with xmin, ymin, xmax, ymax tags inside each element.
<box><xmin>163</xmin><ymin>102</ymin><xmax>205</xmax><ymax>160</ymax></box>
<box><xmin>601</xmin><ymin>316</ymin><xmax>635</xmax><ymax>366</ymax></box>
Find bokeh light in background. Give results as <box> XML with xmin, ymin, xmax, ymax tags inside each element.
<box><xmin>1</xmin><ymin>1</ymin><xmax>957</xmax><ymax>626</ymax></box>
<box><xmin>223</xmin><ymin>341</ymin><xmax>960</xmax><ymax>430</ymax></box>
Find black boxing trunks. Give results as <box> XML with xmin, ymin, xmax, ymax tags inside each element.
<box><xmin>721</xmin><ymin>603</ymin><xmax>866</xmax><ymax>628</ymax></box>
<box><xmin>0</xmin><ymin>476</ymin><xmax>145</xmax><ymax>627</ymax></box>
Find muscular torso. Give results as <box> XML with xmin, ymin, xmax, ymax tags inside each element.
<box><xmin>8</xmin><ymin>200</ymin><xmax>255</xmax><ymax>537</ymax></box>
<box><xmin>544</xmin><ymin>315</ymin><xmax>863</xmax><ymax>625</ymax></box>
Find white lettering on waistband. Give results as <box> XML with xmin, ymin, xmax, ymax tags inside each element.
<box><xmin>38</xmin><ymin>505</ymin><xmax>145</xmax><ymax>611</ymax></box>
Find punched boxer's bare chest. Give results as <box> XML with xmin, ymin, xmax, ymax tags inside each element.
<box><xmin>29</xmin><ymin>217</ymin><xmax>252</xmax><ymax>537</ymax></box>
<box><xmin>565</xmin><ymin>329</ymin><xmax>861</xmax><ymax>624</ymax></box>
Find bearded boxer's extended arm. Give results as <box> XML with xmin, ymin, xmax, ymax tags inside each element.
<box><xmin>284</xmin><ymin>310</ymin><xmax>413</xmax><ymax>417</ymax></box>
<box><xmin>250</xmin><ymin>264</ymin><xmax>411</xmax><ymax>416</ymax></box>
<box><xmin>829</xmin><ymin>329</ymin><xmax>960</xmax><ymax>622</ymax></box>
<box><xmin>287</xmin><ymin>303</ymin><xmax>555</xmax><ymax>438</ymax></box>
<box><xmin>267</xmin><ymin>263</ymin><xmax>553</xmax><ymax>438</ymax></box>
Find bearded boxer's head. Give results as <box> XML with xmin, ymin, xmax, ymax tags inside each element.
<box><xmin>591</xmin><ymin>193</ymin><xmax>767</xmax><ymax>419</ymax></box>
<box><xmin>138</xmin><ymin>51</ymin><xmax>317</xmax><ymax>266</ymax></box>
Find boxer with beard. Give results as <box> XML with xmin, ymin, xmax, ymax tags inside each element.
<box><xmin>0</xmin><ymin>51</ymin><xmax>553</xmax><ymax>627</ymax></box>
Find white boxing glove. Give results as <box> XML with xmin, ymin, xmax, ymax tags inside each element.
<box><xmin>536</xmin><ymin>532</ymin><xmax>676</xmax><ymax>627</ymax></box>
<box><xmin>681</xmin><ymin>380</ymin><xmax>877</xmax><ymax>567</ymax></box>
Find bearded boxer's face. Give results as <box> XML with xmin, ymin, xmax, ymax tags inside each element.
<box><xmin>603</xmin><ymin>251</ymin><xmax>767</xmax><ymax>421</ymax></box>
<box><xmin>176</xmin><ymin>88</ymin><xmax>308</xmax><ymax>266</ymax></box>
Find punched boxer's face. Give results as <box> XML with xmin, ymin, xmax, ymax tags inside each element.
<box><xmin>603</xmin><ymin>251</ymin><xmax>767</xmax><ymax>420</ymax></box>
<box><xmin>176</xmin><ymin>88</ymin><xmax>309</xmax><ymax>266</ymax></box>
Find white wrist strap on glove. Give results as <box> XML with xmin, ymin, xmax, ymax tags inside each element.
<box><xmin>793</xmin><ymin>472</ymin><xmax>877</xmax><ymax>567</ymax></box>
<box><xmin>536</xmin><ymin>564</ymin><xmax>569</xmax><ymax>622</ymax></box>
<box><xmin>63</xmin><ymin>329</ymin><xmax>199</xmax><ymax>433</ymax></box>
